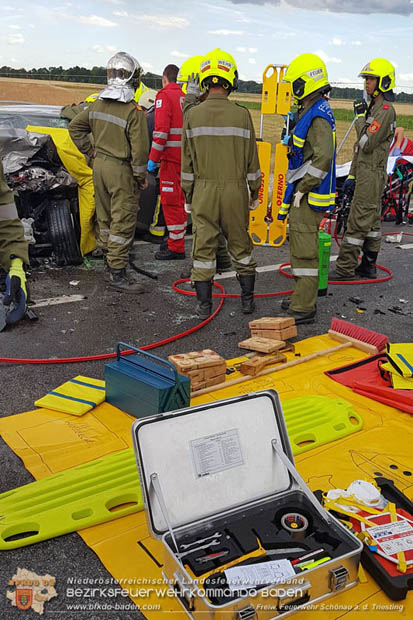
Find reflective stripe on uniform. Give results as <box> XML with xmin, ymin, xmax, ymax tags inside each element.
<box><xmin>89</xmin><ymin>111</ymin><xmax>127</xmax><ymax>128</ymax></box>
<box><xmin>169</xmin><ymin>231</ymin><xmax>186</xmax><ymax>240</ymax></box>
<box><xmin>153</xmin><ymin>131</ymin><xmax>168</xmax><ymax>139</ymax></box>
<box><xmin>292</xmin><ymin>268</ymin><xmax>318</xmax><ymax>276</ymax></box>
<box><xmin>0</xmin><ymin>202</ymin><xmax>18</xmax><ymax>220</ymax></box>
<box><xmin>162</xmin><ymin>187</ymin><xmax>173</xmax><ymax>192</ymax></box>
<box><xmin>181</xmin><ymin>171</ymin><xmax>194</xmax><ymax>181</ymax></box>
<box><xmin>230</xmin><ymin>253</ymin><xmax>253</xmax><ymax>266</ymax></box>
<box><xmin>193</xmin><ymin>259</ymin><xmax>216</xmax><ymax>269</ymax></box>
<box><xmin>132</xmin><ymin>164</ymin><xmax>147</xmax><ymax>174</ymax></box>
<box><xmin>366</xmin><ymin>230</ymin><xmax>381</xmax><ymax>238</ymax></box>
<box><xmin>286</xmin><ymin>160</ymin><xmax>311</xmax><ymax>184</ymax></box>
<box><xmin>109</xmin><ymin>234</ymin><xmax>133</xmax><ymax>246</ymax></box>
<box><xmin>308</xmin><ymin>165</ymin><xmax>328</xmax><ymax>180</ymax></box>
<box><xmin>359</xmin><ymin>134</ymin><xmax>368</xmax><ymax>149</ymax></box>
<box><xmin>166</xmin><ymin>140</ymin><xmax>181</xmax><ymax>147</ymax></box>
<box><xmin>150</xmin><ymin>226</ymin><xmax>165</xmax><ymax>235</ymax></box>
<box><xmin>344</xmin><ymin>236</ymin><xmax>364</xmax><ymax>247</ymax></box>
<box><xmin>308</xmin><ymin>192</ymin><xmax>335</xmax><ymax>206</ymax></box>
<box><xmin>186</xmin><ymin>126</ymin><xmax>251</xmax><ymax>139</ymax></box>
<box><xmin>152</xmin><ymin>142</ymin><xmax>164</xmax><ymax>151</ymax></box>
<box><xmin>167</xmin><ymin>224</ymin><xmax>185</xmax><ymax>231</ymax></box>
<box><xmin>169</xmin><ymin>128</ymin><xmax>182</xmax><ymax>135</ymax></box>
<box><xmin>293</xmin><ymin>135</ymin><xmax>305</xmax><ymax>147</ymax></box>
<box><xmin>247</xmin><ymin>169</ymin><xmax>261</xmax><ymax>181</ymax></box>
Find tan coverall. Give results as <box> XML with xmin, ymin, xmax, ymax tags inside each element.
<box><xmin>0</xmin><ymin>160</ymin><xmax>28</xmax><ymax>271</ymax></box>
<box><xmin>336</xmin><ymin>94</ymin><xmax>396</xmax><ymax>277</ymax></box>
<box><xmin>181</xmin><ymin>93</ymin><xmax>261</xmax><ymax>281</ymax></box>
<box><xmin>69</xmin><ymin>99</ymin><xmax>149</xmax><ymax>270</ymax></box>
<box><xmin>289</xmin><ymin>111</ymin><xmax>334</xmax><ymax>313</ymax></box>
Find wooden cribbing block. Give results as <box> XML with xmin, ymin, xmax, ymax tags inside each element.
<box><xmin>168</xmin><ymin>349</ymin><xmax>226</xmax><ymax>392</ymax></box>
<box><xmin>249</xmin><ymin>317</ymin><xmax>295</xmax><ymax>329</ymax></box>
<box><xmin>251</xmin><ymin>326</ymin><xmax>297</xmax><ymax>340</ymax></box>
<box><xmin>238</xmin><ymin>337</ymin><xmax>286</xmax><ymax>353</ymax></box>
<box><xmin>239</xmin><ymin>352</ymin><xmax>287</xmax><ymax>376</ymax></box>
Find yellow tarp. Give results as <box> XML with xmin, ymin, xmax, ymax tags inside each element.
<box><xmin>1</xmin><ymin>333</ymin><xmax>412</xmax><ymax>618</ymax></box>
<box><xmin>26</xmin><ymin>125</ymin><xmax>96</xmax><ymax>256</ymax></box>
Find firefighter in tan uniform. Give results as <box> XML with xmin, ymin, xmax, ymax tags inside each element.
<box><xmin>279</xmin><ymin>53</ymin><xmax>336</xmax><ymax>324</ymax></box>
<box><xmin>181</xmin><ymin>49</ymin><xmax>261</xmax><ymax>317</ymax></box>
<box><xmin>0</xmin><ymin>160</ymin><xmax>30</xmax><ymax>329</ymax></box>
<box><xmin>69</xmin><ymin>52</ymin><xmax>149</xmax><ymax>294</ymax></box>
<box><xmin>333</xmin><ymin>58</ymin><xmax>396</xmax><ymax>280</ymax></box>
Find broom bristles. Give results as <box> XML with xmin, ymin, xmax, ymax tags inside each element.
<box><xmin>330</xmin><ymin>318</ymin><xmax>389</xmax><ymax>352</ymax></box>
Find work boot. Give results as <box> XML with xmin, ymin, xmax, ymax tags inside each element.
<box><xmin>155</xmin><ymin>248</ymin><xmax>186</xmax><ymax>260</ymax></box>
<box><xmin>238</xmin><ymin>274</ymin><xmax>256</xmax><ymax>314</ymax></box>
<box><xmin>355</xmin><ymin>251</ymin><xmax>378</xmax><ymax>279</ymax></box>
<box><xmin>194</xmin><ymin>281</ymin><xmax>212</xmax><ymax>318</ymax></box>
<box><xmin>328</xmin><ymin>270</ymin><xmax>356</xmax><ymax>281</ymax></box>
<box><xmin>284</xmin><ymin>308</ymin><xmax>317</xmax><ymax>325</ymax></box>
<box><xmin>108</xmin><ymin>268</ymin><xmax>145</xmax><ymax>294</ymax></box>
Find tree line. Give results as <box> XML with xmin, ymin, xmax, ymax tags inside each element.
<box><xmin>1</xmin><ymin>65</ymin><xmax>412</xmax><ymax>102</ymax></box>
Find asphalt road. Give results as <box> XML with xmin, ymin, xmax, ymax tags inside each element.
<box><xmin>1</xmin><ymin>223</ymin><xmax>412</xmax><ymax>619</ymax></box>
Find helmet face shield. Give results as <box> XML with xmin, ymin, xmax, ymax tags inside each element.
<box><xmin>359</xmin><ymin>58</ymin><xmax>395</xmax><ymax>93</ymax></box>
<box><xmin>106</xmin><ymin>52</ymin><xmax>142</xmax><ymax>87</ymax></box>
<box><xmin>292</xmin><ymin>77</ymin><xmax>306</xmax><ymax>99</ymax></box>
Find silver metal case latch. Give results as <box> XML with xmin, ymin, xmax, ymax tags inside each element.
<box><xmin>329</xmin><ymin>565</ymin><xmax>349</xmax><ymax>591</ymax></box>
<box><xmin>236</xmin><ymin>605</ymin><xmax>257</xmax><ymax>620</ymax></box>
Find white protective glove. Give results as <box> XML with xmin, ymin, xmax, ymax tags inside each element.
<box><xmin>186</xmin><ymin>73</ymin><xmax>200</xmax><ymax>98</ymax></box>
<box><xmin>293</xmin><ymin>191</ymin><xmax>304</xmax><ymax>208</ymax></box>
<box><xmin>249</xmin><ymin>198</ymin><xmax>260</xmax><ymax>210</ymax></box>
<box><xmin>184</xmin><ymin>203</ymin><xmax>192</xmax><ymax>214</ymax></box>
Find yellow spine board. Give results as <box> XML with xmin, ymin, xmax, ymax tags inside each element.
<box><xmin>260</xmin><ymin>65</ymin><xmax>278</xmax><ymax>115</ymax></box>
<box><xmin>249</xmin><ymin>141</ymin><xmax>271</xmax><ymax>245</ymax></box>
<box><xmin>268</xmin><ymin>143</ymin><xmax>289</xmax><ymax>247</ymax></box>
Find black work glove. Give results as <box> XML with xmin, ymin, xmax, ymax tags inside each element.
<box><xmin>353</xmin><ymin>100</ymin><xmax>367</xmax><ymax>117</ymax></box>
<box><xmin>342</xmin><ymin>176</ymin><xmax>356</xmax><ymax>200</ymax></box>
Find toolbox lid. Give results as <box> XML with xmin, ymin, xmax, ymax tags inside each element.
<box><xmin>132</xmin><ymin>390</ymin><xmax>294</xmax><ymax>537</ymax></box>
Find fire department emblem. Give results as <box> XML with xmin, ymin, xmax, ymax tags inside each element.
<box><xmin>16</xmin><ymin>588</ymin><xmax>33</xmax><ymax>610</ymax></box>
<box><xmin>7</xmin><ymin>568</ymin><xmax>57</xmax><ymax>615</ymax></box>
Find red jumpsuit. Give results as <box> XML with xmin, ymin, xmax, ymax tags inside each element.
<box><xmin>149</xmin><ymin>82</ymin><xmax>186</xmax><ymax>254</ymax></box>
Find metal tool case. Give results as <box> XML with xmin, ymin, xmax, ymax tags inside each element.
<box><xmin>132</xmin><ymin>390</ymin><xmax>362</xmax><ymax>618</ymax></box>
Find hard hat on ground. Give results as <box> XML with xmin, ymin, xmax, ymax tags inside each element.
<box><xmin>85</xmin><ymin>93</ymin><xmax>99</xmax><ymax>103</ymax></box>
<box><xmin>106</xmin><ymin>52</ymin><xmax>143</xmax><ymax>89</ymax></box>
<box><xmin>284</xmin><ymin>53</ymin><xmax>330</xmax><ymax>101</ymax></box>
<box><xmin>177</xmin><ymin>55</ymin><xmax>205</xmax><ymax>94</ymax></box>
<box><xmin>200</xmin><ymin>49</ymin><xmax>238</xmax><ymax>91</ymax></box>
<box><xmin>138</xmin><ymin>88</ymin><xmax>157</xmax><ymax>110</ymax></box>
<box><xmin>359</xmin><ymin>58</ymin><xmax>395</xmax><ymax>97</ymax></box>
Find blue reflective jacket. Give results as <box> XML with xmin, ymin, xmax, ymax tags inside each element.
<box><xmin>279</xmin><ymin>98</ymin><xmax>336</xmax><ymax>217</ymax></box>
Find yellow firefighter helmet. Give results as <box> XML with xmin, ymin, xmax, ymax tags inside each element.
<box><xmin>200</xmin><ymin>48</ymin><xmax>238</xmax><ymax>91</ymax></box>
<box><xmin>284</xmin><ymin>53</ymin><xmax>330</xmax><ymax>101</ymax></box>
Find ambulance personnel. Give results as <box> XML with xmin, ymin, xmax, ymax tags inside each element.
<box><xmin>181</xmin><ymin>49</ymin><xmax>261</xmax><ymax>316</ymax></box>
<box><xmin>279</xmin><ymin>53</ymin><xmax>336</xmax><ymax>324</ymax></box>
<box><xmin>333</xmin><ymin>59</ymin><xmax>396</xmax><ymax>280</ymax></box>
<box><xmin>69</xmin><ymin>52</ymin><xmax>149</xmax><ymax>294</ymax></box>
<box><xmin>0</xmin><ymin>159</ymin><xmax>30</xmax><ymax>328</ymax></box>
<box><xmin>148</xmin><ymin>65</ymin><xmax>186</xmax><ymax>260</ymax></box>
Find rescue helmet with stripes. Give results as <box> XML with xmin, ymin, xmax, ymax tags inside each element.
<box><xmin>359</xmin><ymin>58</ymin><xmax>395</xmax><ymax>96</ymax></box>
<box><xmin>200</xmin><ymin>49</ymin><xmax>239</xmax><ymax>92</ymax></box>
<box><xmin>177</xmin><ymin>55</ymin><xmax>205</xmax><ymax>94</ymax></box>
<box><xmin>284</xmin><ymin>53</ymin><xmax>330</xmax><ymax>101</ymax></box>
<box><xmin>106</xmin><ymin>52</ymin><xmax>143</xmax><ymax>89</ymax></box>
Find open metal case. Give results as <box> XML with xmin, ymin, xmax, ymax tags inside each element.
<box><xmin>132</xmin><ymin>390</ymin><xmax>362</xmax><ymax>618</ymax></box>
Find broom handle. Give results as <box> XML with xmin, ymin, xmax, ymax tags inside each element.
<box><xmin>191</xmin><ymin>341</ymin><xmax>352</xmax><ymax>398</ymax></box>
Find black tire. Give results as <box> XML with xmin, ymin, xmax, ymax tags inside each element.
<box><xmin>46</xmin><ymin>199</ymin><xmax>82</xmax><ymax>266</ymax></box>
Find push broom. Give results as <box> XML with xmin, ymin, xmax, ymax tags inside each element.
<box><xmin>190</xmin><ymin>318</ymin><xmax>389</xmax><ymax>398</ymax></box>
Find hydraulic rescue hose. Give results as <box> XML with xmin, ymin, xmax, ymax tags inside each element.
<box><xmin>0</xmin><ymin>230</ymin><xmax>407</xmax><ymax>365</ymax></box>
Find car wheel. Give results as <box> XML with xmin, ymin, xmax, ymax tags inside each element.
<box><xmin>46</xmin><ymin>199</ymin><xmax>83</xmax><ymax>266</ymax></box>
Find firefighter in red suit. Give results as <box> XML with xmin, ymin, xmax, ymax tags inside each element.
<box><xmin>147</xmin><ymin>64</ymin><xmax>186</xmax><ymax>260</ymax></box>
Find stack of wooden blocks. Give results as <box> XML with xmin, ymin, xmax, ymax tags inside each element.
<box><xmin>168</xmin><ymin>349</ymin><xmax>226</xmax><ymax>393</ymax></box>
<box><xmin>249</xmin><ymin>317</ymin><xmax>297</xmax><ymax>340</ymax></box>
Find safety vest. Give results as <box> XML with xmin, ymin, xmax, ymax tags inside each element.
<box><xmin>134</xmin><ymin>82</ymin><xmax>149</xmax><ymax>103</ymax></box>
<box><xmin>281</xmin><ymin>98</ymin><xmax>336</xmax><ymax>214</ymax></box>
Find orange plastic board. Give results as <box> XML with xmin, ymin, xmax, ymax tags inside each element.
<box><xmin>1</xmin><ymin>333</ymin><xmax>413</xmax><ymax>619</ymax></box>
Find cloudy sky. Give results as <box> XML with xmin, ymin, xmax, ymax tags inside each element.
<box><xmin>1</xmin><ymin>0</ymin><xmax>413</xmax><ymax>88</ymax></box>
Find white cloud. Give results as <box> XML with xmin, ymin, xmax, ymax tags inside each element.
<box><xmin>78</xmin><ymin>15</ymin><xmax>118</xmax><ymax>27</ymax></box>
<box><xmin>208</xmin><ymin>29</ymin><xmax>245</xmax><ymax>35</ymax></box>
<box><xmin>351</xmin><ymin>40</ymin><xmax>362</xmax><ymax>45</ymax></box>
<box><xmin>236</xmin><ymin>46</ymin><xmax>247</xmax><ymax>52</ymax></box>
<box><xmin>113</xmin><ymin>10</ymin><xmax>128</xmax><ymax>17</ymax></box>
<box><xmin>315</xmin><ymin>49</ymin><xmax>342</xmax><ymax>64</ymax></box>
<box><xmin>271</xmin><ymin>31</ymin><xmax>297</xmax><ymax>39</ymax></box>
<box><xmin>330</xmin><ymin>37</ymin><xmax>344</xmax><ymax>46</ymax></box>
<box><xmin>170</xmin><ymin>50</ymin><xmax>189</xmax><ymax>58</ymax></box>
<box><xmin>8</xmin><ymin>25</ymin><xmax>21</xmax><ymax>30</ymax></box>
<box><xmin>249</xmin><ymin>47</ymin><xmax>257</xmax><ymax>53</ymax></box>
<box><xmin>131</xmin><ymin>15</ymin><xmax>189</xmax><ymax>29</ymax></box>
<box><xmin>91</xmin><ymin>44</ymin><xmax>118</xmax><ymax>53</ymax></box>
<box><xmin>8</xmin><ymin>33</ymin><xmax>24</xmax><ymax>45</ymax></box>
<box><xmin>248</xmin><ymin>58</ymin><xmax>256</xmax><ymax>64</ymax></box>
<box><xmin>142</xmin><ymin>61</ymin><xmax>153</xmax><ymax>70</ymax></box>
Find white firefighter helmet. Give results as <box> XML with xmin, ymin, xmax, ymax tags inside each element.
<box><xmin>138</xmin><ymin>88</ymin><xmax>157</xmax><ymax>110</ymax></box>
